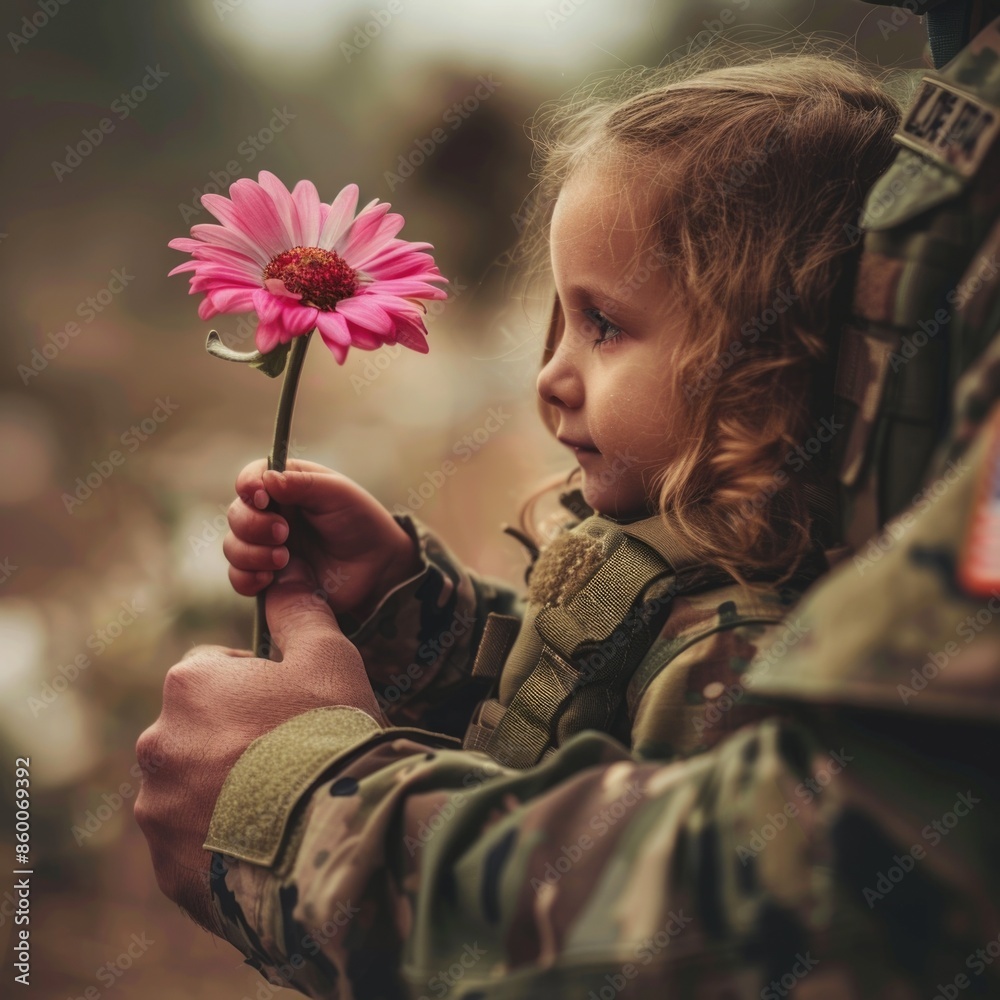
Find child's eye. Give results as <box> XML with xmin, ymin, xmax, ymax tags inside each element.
<box><xmin>583</xmin><ymin>308</ymin><xmax>623</xmax><ymax>349</ymax></box>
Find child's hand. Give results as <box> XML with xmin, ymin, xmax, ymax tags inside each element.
<box><xmin>225</xmin><ymin>458</ymin><xmax>422</xmax><ymax>623</ymax></box>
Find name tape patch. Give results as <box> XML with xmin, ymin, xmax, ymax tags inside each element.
<box><xmin>896</xmin><ymin>77</ymin><xmax>1000</xmax><ymax>177</ymax></box>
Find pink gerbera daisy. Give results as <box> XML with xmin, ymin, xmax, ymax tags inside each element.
<box><xmin>168</xmin><ymin>171</ymin><xmax>447</xmax><ymax>364</ymax></box>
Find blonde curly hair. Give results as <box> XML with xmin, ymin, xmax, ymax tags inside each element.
<box><xmin>514</xmin><ymin>46</ymin><xmax>903</xmax><ymax>584</ymax></box>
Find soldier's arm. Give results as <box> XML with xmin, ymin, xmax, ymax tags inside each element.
<box><xmin>343</xmin><ymin>512</ymin><xmax>526</xmax><ymax>738</ymax></box>
<box><xmin>204</xmin><ymin>700</ymin><xmax>1000</xmax><ymax>999</ymax></box>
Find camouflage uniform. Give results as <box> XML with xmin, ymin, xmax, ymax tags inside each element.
<box><xmin>200</xmin><ymin>10</ymin><xmax>1000</xmax><ymax>999</ymax></box>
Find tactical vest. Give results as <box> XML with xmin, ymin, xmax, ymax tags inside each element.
<box><xmin>460</xmin><ymin>491</ymin><xmax>829</xmax><ymax>769</ymax></box>
<box><xmin>832</xmin><ymin>15</ymin><xmax>1000</xmax><ymax>549</ymax></box>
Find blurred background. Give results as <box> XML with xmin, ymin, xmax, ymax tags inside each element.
<box><xmin>0</xmin><ymin>1</ymin><xmax>928</xmax><ymax>996</ymax></box>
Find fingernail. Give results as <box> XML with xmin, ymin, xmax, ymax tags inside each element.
<box><xmin>254</xmin><ymin>489</ymin><xmax>269</xmax><ymax>510</ymax></box>
<box><xmin>256</xmin><ymin>571</ymin><xmax>273</xmax><ymax>585</ymax></box>
<box><xmin>272</xmin><ymin>521</ymin><xmax>289</xmax><ymax>543</ymax></box>
<box><xmin>273</xmin><ymin>546</ymin><xmax>289</xmax><ymax>568</ymax></box>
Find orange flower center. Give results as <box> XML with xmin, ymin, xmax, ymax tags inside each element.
<box><xmin>263</xmin><ymin>246</ymin><xmax>358</xmax><ymax>311</ymax></box>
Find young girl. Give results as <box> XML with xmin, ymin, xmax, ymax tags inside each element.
<box><xmin>223</xmin><ymin>52</ymin><xmax>900</xmax><ymax>765</ymax></box>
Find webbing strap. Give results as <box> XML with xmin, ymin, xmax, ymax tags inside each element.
<box><xmin>534</xmin><ymin>533</ymin><xmax>668</xmax><ymax>660</ymax></box>
<box><xmin>470</xmin><ymin>613</ymin><xmax>521</xmax><ymax>680</ymax></box>
<box><xmin>483</xmin><ymin>645</ymin><xmax>586</xmax><ymax>769</ymax></box>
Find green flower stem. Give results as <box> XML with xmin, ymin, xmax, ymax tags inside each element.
<box><xmin>253</xmin><ymin>329</ymin><xmax>313</xmax><ymax>659</ymax></box>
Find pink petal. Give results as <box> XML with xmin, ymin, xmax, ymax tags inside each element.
<box><xmin>395</xmin><ymin>323</ymin><xmax>429</xmax><ymax>353</ymax></box>
<box><xmin>346</xmin><ymin>324</ymin><xmax>385</xmax><ymax>350</ymax></box>
<box><xmin>326</xmin><ymin>339</ymin><xmax>349</xmax><ymax>365</ymax></box>
<box><xmin>207</xmin><ymin>286</ymin><xmax>257</xmax><ymax>313</ymax></box>
<box><xmin>365</xmin><ymin>278</ymin><xmax>448</xmax><ymax>300</ymax></box>
<box><xmin>291</xmin><ymin>180</ymin><xmax>322</xmax><ymax>247</ymax></box>
<box><xmin>276</xmin><ymin>300</ymin><xmax>319</xmax><ymax>338</ymax></box>
<box><xmin>168</xmin><ymin>260</ymin><xmax>200</xmax><ymax>276</ymax></box>
<box><xmin>200</xmin><ymin>193</ymin><xmax>245</xmax><ymax>232</ymax></box>
<box><xmin>342</xmin><ymin>212</ymin><xmax>405</xmax><ymax>263</ymax></box>
<box><xmin>255</xmin><ymin>320</ymin><xmax>283</xmax><ymax>354</ymax></box>
<box><xmin>228</xmin><ymin>179</ymin><xmax>291</xmax><ymax>259</ymax></box>
<box><xmin>335</xmin><ymin>296</ymin><xmax>393</xmax><ymax>335</ymax></box>
<box><xmin>252</xmin><ymin>288</ymin><xmax>317</xmax><ymax>339</ymax></box>
<box><xmin>198</xmin><ymin>297</ymin><xmax>220</xmax><ymax>321</ymax></box>
<box><xmin>315</xmin><ymin>310</ymin><xmax>352</xmax><ymax>346</ymax></box>
<box><xmin>257</xmin><ymin>171</ymin><xmax>298</xmax><ymax>248</ymax></box>
<box><xmin>358</xmin><ymin>244</ymin><xmax>437</xmax><ymax>277</ymax></box>
<box><xmin>317</xmin><ymin>184</ymin><xmax>360</xmax><ymax>251</ymax></box>
<box><xmin>264</xmin><ymin>278</ymin><xmax>303</xmax><ymax>300</ymax></box>
<box><xmin>190</xmin><ymin>224</ymin><xmax>271</xmax><ymax>267</ymax></box>
<box><xmin>336</xmin><ymin>203</ymin><xmax>391</xmax><ymax>260</ymax></box>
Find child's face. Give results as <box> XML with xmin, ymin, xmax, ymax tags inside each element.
<box><xmin>538</xmin><ymin>163</ymin><xmax>692</xmax><ymax>520</ymax></box>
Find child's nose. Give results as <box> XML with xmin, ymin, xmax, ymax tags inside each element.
<box><xmin>537</xmin><ymin>340</ymin><xmax>583</xmax><ymax>410</ymax></box>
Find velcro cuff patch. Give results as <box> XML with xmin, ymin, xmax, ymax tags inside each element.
<box><xmin>204</xmin><ymin>706</ymin><xmax>384</xmax><ymax>866</ymax></box>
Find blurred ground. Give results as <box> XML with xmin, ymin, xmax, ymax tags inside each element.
<box><xmin>0</xmin><ymin>1</ymin><xmax>927</xmax><ymax>996</ymax></box>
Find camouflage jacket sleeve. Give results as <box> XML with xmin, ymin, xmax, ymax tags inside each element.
<box><xmin>343</xmin><ymin>512</ymin><xmax>526</xmax><ymax>737</ymax></box>
<box><xmin>625</xmin><ymin>581</ymin><xmax>805</xmax><ymax>762</ymax></box>
<box><xmin>202</xmin><ymin>401</ymin><xmax>1000</xmax><ymax>999</ymax></box>
<box><xmin>204</xmin><ymin>705</ymin><xmax>1000</xmax><ymax>999</ymax></box>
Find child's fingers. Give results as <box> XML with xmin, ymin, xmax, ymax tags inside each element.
<box><xmin>222</xmin><ymin>531</ymin><xmax>290</xmax><ymax>573</ymax></box>
<box><xmin>234</xmin><ymin>459</ymin><xmax>269</xmax><ymax>504</ymax></box>
<box><xmin>260</xmin><ymin>468</ymin><xmax>355</xmax><ymax>515</ymax></box>
<box><xmin>234</xmin><ymin>459</ymin><xmax>337</xmax><ymax>506</ymax></box>
<box><xmin>227</xmin><ymin>497</ymin><xmax>289</xmax><ymax>545</ymax></box>
<box><xmin>228</xmin><ymin>564</ymin><xmax>274</xmax><ymax>597</ymax></box>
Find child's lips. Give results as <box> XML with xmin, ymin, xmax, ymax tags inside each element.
<box><xmin>558</xmin><ymin>436</ymin><xmax>600</xmax><ymax>456</ymax></box>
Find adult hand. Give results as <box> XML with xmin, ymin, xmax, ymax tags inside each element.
<box><xmin>134</xmin><ymin>557</ymin><xmax>387</xmax><ymax>931</ymax></box>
